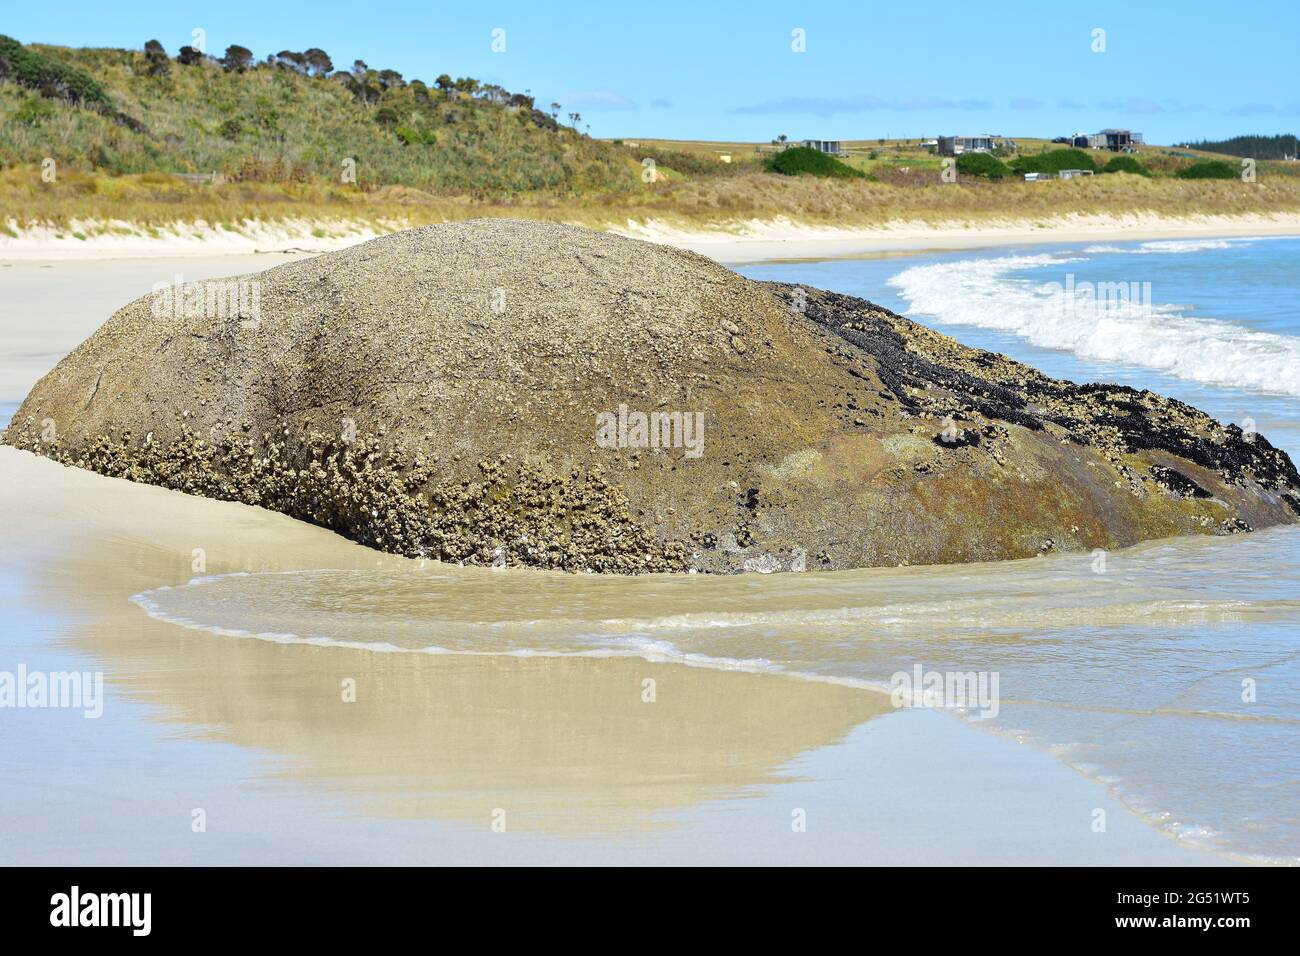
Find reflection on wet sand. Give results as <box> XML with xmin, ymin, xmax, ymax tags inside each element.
<box><xmin>4</xmin><ymin>448</ymin><xmax>887</xmax><ymax>834</ymax></box>
<box><xmin>79</xmin><ymin>628</ymin><xmax>887</xmax><ymax>832</ymax></box>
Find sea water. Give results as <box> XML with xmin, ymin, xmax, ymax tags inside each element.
<box><xmin>8</xmin><ymin>238</ymin><xmax>1300</xmax><ymax>862</ymax></box>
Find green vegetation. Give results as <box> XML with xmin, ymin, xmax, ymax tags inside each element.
<box><xmin>0</xmin><ymin>34</ymin><xmax>112</xmax><ymax>109</ymax></box>
<box><xmin>767</xmin><ymin>146</ymin><xmax>867</xmax><ymax>179</ymax></box>
<box><xmin>956</xmin><ymin>152</ymin><xmax>1011</xmax><ymax>180</ymax></box>
<box><xmin>1012</xmin><ymin>149</ymin><xmax>1098</xmax><ymax>175</ymax></box>
<box><xmin>1101</xmin><ymin>155</ymin><xmax>1151</xmax><ymax>176</ymax></box>
<box><xmin>10</xmin><ymin>94</ymin><xmax>56</xmax><ymax>125</ymax></box>
<box><xmin>0</xmin><ymin>37</ymin><xmax>661</xmax><ymax>197</ymax></box>
<box><xmin>1176</xmin><ymin>160</ymin><xmax>1240</xmax><ymax>180</ymax></box>
<box><xmin>1179</xmin><ymin>133</ymin><xmax>1298</xmax><ymax>161</ymax></box>
<box><xmin>1</xmin><ymin>38</ymin><xmax>1297</xmax><ymax>234</ymax></box>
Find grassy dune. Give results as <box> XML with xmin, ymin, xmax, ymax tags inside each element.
<box><xmin>6</xmin><ymin>163</ymin><xmax>1300</xmax><ymax>238</ymax></box>
<box><xmin>3</xmin><ymin>39</ymin><xmax>1300</xmax><ymax>237</ymax></box>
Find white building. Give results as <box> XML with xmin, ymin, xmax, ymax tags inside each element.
<box><xmin>801</xmin><ymin>139</ymin><xmax>844</xmax><ymax>155</ymax></box>
<box><xmin>937</xmin><ymin>135</ymin><xmax>996</xmax><ymax>156</ymax></box>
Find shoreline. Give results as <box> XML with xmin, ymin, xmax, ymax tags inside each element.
<box><xmin>2</xmin><ymin>210</ymin><xmax>1298</xmax><ymax>264</ymax></box>
<box><xmin>0</xmin><ymin>446</ymin><xmax>1228</xmax><ymax>864</ymax></box>
<box><xmin>619</xmin><ymin>211</ymin><xmax>1300</xmax><ymax>264</ymax></box>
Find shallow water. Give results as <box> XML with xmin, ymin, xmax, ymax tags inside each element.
<box><xmin>132</xmin><ymin>524</ymin><xmax>1300</xmax><ymax>862</ymax></box>
<box><xmin>5</xmin><ymin>237</ymin><xmax>1300</xmax><ymax>863</ymax></box>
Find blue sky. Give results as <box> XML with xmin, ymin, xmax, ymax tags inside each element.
<box><xmin>5</xmin><ymin>1</ymin><xmax>1297</xmax><ymax>144</ymax></box>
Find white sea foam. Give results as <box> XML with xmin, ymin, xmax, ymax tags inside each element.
<box><xmin>888</xmin><ymin>252</ymin><xmax>1300</xmax><ymax>396</ymax></box>
<box><xmin>1083</xmin><ymin>238</ymin><xmax>1241</xmax><ymax>255</ymax></box>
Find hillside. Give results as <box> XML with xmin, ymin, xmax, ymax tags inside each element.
<box><xmin>2</xmin><ymin>36</ymin><xmax>1300</xmax><ymax>236</ymax></box>
<box><xmin>1179</xmin><ymin>134</ymin><xmax>1299</xmax><ymax>161</ymax></box>
<box><xmin>0</xmin><ymin>35</ymin><xmax>662</xmax><ymax>196</ymax></box>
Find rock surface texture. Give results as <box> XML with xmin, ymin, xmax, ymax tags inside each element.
<box><xmin>7</xmin><ymin>219</ymin><xmax>1299</xmax><ymax>572</ymax></box>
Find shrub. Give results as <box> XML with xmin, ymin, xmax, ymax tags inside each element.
<box><xmin>1012</xmin><ymin>148</ymin><xmax>1098</xmax><ymax>176</ymax></box>
<box><xmin>12</xmin><ymin>95</ymin><xmax>56</xmax><ymax>125</ymax></box>
<box><xmin>1101</xmin><ymin>155</ymin><xmax>1151</xmax><ymax>176</ymax></box>
<box><xmin>767</xmin><ymin>146</ymin><xmax>866</xmax><ymax>179</ymax></box>
<box><xmin>220</xmin><ymin>45</ymin><xmax>253</xmax><ymax>73</ymax></box>
<box><xmin>143</xmin><ymin>39</ymin><xmax>169</xmax><ymax>77</ymax></box>
<box><xmin>1176</xmin><ymin>160</ymin><xmax>1240</xmax><ymax>180</ymax></box>
<box><xmin>395</xmin><ymin>126</ymin><xmax>436</xmax><ymax>146</ymax></box>
<box><xmin>956</xmin><ymin>151</ymin><xmax>1011</xmax><ymax>180</ymax></box>
<box><xmin>0</xmin><ymin>34</ymin><xmax>113</xmax><ymax>108</ymax></box>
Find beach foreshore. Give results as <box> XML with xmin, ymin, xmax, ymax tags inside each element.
<box><xmin>620</xmin><ymin>211</ymin><xmax>1300</xmax><ymax>264</ymax></box>
<box><xmin>0</xmin><ymin>446</ymin><xmax>1228</xmax><ymax>864</ymax></box>
<box><xmin>3</xmin><ymin>210</ymin><xmax>1299</xmax><ymax>263</ymax></box>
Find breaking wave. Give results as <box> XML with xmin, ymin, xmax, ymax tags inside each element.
<box><xmin>887</xmin><ymin>250</ymin><xmax>1300</xmax><ymax>396</ymax></box>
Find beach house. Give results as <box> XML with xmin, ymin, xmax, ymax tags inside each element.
<box><xmin>937</xmin><ymin>135</ymin><xmax>995</xmax><ymax>156</ymax></box>
<box><xmin>1084</xmin><ymin>129</ymin><xmax>1144</xmax><ymax>151</ymax></box>
<box><xmin>801</xmin><ymin>139</ymin><xmax>843</xmax><ymax>155</ymax></box>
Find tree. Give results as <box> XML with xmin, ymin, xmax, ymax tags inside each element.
<box><xmin>434</xmin><ymin>74</ymin><xmax>453</xmax><ymax>92</ymax></box>
<box><xmin>143</xmin><ymin>39</ymin><xmax>169</xmax><ymax>77</ymax></box>
<box><xmin>303</xmin><ymin>48</ymin><xmax>333</xmax><ymax>76</ymax></box>
<box><xmin>550</xmin><ymin>101</ymin><xmax>561</xmax><ymax>119</ymax></box>
<box><xmin>568</xmin><ymin>111</ymin><xmax>581</xmax><ymax>128</ymax></box>
<box><xmin>176</xmin><ymin>45</ymin><xmax>204</xmax><ymax>67</ymax></box>
<box><xmin>273</xmin><ymin>50</ymin><xmax>308</xmax><ymax>74</ymax></box>
<box><xmin>221</xmin><ymin>45</ymin><xmax>253</xmax><ymax>73</ymax></box>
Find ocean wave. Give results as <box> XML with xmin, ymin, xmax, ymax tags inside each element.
<box><xmin>888</xmin><ymin>252</ymin><xmax>1300</xmax><ymax>396</ymax></box>
<box><xmin>128</xmin><ymin>587</ymin><xmax>892</xmax><ymax>691</ymax></box>
<box><xmin>1083</xmin><ymin>238</ymin><xmax>1242</xmax><ymax>255</ymax></box>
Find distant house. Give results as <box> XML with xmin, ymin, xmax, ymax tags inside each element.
<box><xmin>1058</xmin><ymin>168</ymin><xmax>1094</xmax><ymax>180</ymax></box>
<box><xmin>802</xmin><ymin>139</ymin><xmax>843</xmax><ymax>155</ymax></box>
<box><xmin>937</xmin><ymin>135</ymin><xmax>995</xmax><ymax>156</ymax></box>
<box><xmin>1024</xmin><ymin>172</ymin><xmax>1054</xmax><ymax>182</ymax></box>
<box><xmin>1083</xmin><ymin>129</ymin><xmax>1144</xmax><ymax>151</ymax></box>
<box><xmin>920</xmin><ymin>138</ymin><xmax>939</xmax><ymax>153</ymax></box>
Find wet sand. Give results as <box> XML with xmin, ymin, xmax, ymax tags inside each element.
<box><xmin>0</xmin><ymin>447</ymin><xmax>1223</xmax><ymax>864</ymax></box>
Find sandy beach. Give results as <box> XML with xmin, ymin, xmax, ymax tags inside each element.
<box><xmin>0</xmin><ymin>445</ymin><xmax>1225</xmax><ymax>864</ymax></box>
<box><xmin>7</xmin><ymin>230</ymin><xmax>1300</xmax><ymax>863</ymax></box>
<box><xmin>621</xmin><ymin>211</ymin><xmax>1300</xmax><ymax>264</ymax></box>
<box><xmin>4</xmin><ymin>210</ymin><xmax>1300</xmax><ymax>266</ymax></box>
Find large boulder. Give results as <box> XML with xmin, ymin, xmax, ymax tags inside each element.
<box><xmin>7</xmin><ymin>219</ymin><xmax>1299</xmax><ymax>572</ymax></box>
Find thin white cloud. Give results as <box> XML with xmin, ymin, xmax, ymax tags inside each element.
<box><xmin>561</xmin><ymin>90</ymin><xmax>638</xmax><ymax>111</ymax></box>
<box><xmin>730</xmin><ymin>94</ymin><xmax>993</xmax><ymax>116</ymax></box>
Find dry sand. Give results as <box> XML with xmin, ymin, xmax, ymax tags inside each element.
<box><xmin>616</xmin><ymin>211</ymin><xmax>1300</xmax><ymax>264</ymax></box>
<box><xmin>3</xmin><ymin>210</ymin><xmax>1298</xmax><ymax>264</ymax></box>
<box><xmin>0</xmin><ymin>446</ymin><xmax>1226</xmax><ymax>863</ymax></box>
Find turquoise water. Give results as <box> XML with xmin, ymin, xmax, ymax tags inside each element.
<box><xmin>742</xmin><ymin>235</ymin><xmax>1300</xmax><ymax>459</ymax></box>
<box><xmin>734</xmin><ymin>235</ymin><xmax>1300</xmax><ymax>862</ymax></box>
